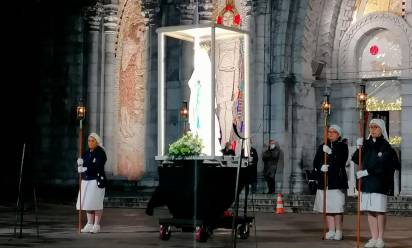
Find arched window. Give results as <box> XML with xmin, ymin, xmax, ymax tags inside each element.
<box><xmin>357</xmin><ymin>29</ymin><xmax>402</xmax><ymax>145</ymax></box>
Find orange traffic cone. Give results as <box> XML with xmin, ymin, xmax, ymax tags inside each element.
<box><xmin>276</xmin><ymin>193</ymin><xmax>285</xmax><ymax>214</ymax></box>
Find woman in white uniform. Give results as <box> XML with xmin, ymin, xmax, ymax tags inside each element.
<box><xmin>76</xmin><ymin>133</ymin><xmax>107</xmax><ymax>233</ymax></box>
<box><xmin>352</xmin><ymin>119</ymin><xmax>399</xmax><ymax>248</ymax></box>
<box><xmin>313</xmin><ymin>124</ymin><xmax>348</xmax><ymax>240</ymax></box>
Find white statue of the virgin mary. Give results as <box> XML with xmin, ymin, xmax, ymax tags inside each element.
<box><xmin>188</xmin><ymin>39</ymin><xmax>221</xmax><ymax>155</ymax></box>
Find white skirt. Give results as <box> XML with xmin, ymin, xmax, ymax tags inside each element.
<box><xmin>313</xmin><ymin>189</ymin><xmax>345</xmax><ymax>214</ymax></box>
<box><xmin>360</xmin><ymin>192</ymin><xmax>387</xmax><ymax>212</ymax></box>
<box><xmin>76</xmin><ymin>180</ymin><xmax>105</xmax><ymax>210</ymax></box>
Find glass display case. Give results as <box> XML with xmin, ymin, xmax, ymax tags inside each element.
<box><xmin>157</xmin><ymin>24</ymin><xmax>251</xmax><ymax>157</ymax></box>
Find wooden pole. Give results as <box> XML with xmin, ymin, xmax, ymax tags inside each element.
<box><xmin>322</xmin><ymin>114</ymin><xmax>328</xmax><ymax>240</ymax></box>
<box><xmin>78</xmin><ymin>119</ymin><xmax>83</xmax><ymax>233</ymax></box>
<box><xmin>356</xmin><ymin>113</ymin><xmax>363</xmax><ymax>248</ymax></box>
<box><xmin>356</xmin><ymin>85</ymin><xmax>367</xmax><ymax>248</ymax></box>
<box><xmin>321</xmin><ymin>95</ymin><xmax>330</xmax><ymax>240</ymax></box>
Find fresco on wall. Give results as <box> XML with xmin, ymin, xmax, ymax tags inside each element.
<box><xmin>353</xmin><ymin>0</ymin><xmax>403</xmax><ymax>23</ymax></box>
<box><xmin>116</xmin><ymin>0</ymin><xmax>146</xmax><ymax>180</ymax></box>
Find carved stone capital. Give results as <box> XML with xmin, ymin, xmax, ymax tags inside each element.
<box><xmin>252</xmin><ymin>0</ymin><xmax>269</xmax><ymax>16</ymax></box>
<box><xmin>104</xmin><ymin>4</ymin><xmax>118</xmax><ymax>32</ymax></box>
<box><xmin>178</xmin><ymin>2</ymin><xmax>196</xmax><ymax>25</ymax></box>
<box><xmin>198</xmin><ymin>0</ymin><xmax>214</xmax><ymax>23</ymax></box>
<box><xmin>268</xmin><ymin>73</ymin><xmax>289</xmax><ymax>84</ymax></box>
<box><xmin>141</xmin><ymin>0</ymin><xmax>160</xmax><ymax>26</ymax></box>
<box><xmin>83</xmin><ymin>1</ymin><xmax>104</xmax><ymax>31</ymax></box>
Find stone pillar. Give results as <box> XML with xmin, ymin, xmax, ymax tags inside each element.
<box><xmin>179</xmin><ymin>1</ymin><xmax>195</xmax><ymax>79</ymax></box>
<box><xmin>400</xmin><ymin>79</ymin><xmax>412</xmax><ymax>195</ymax></box>
<box><xmin>405</xmin><ymin>0</ymin><xmax>412</xmax><ymax>25</ymax></box>
<box><xmin>328</xmin><ymin>81</ymin><xmax>359</xmax><ymax>196</ymax></box>
<box><xmin>179</xmin><ymin>2</ymin><xmax>195</xmax><ymax>123</ymax></box>
<box><xmin>268</xmin><ymin>73</ymin><xmax>291</xmax><ymax>194</ymax></box>
<box><xmin>250</xmin><ymin>0</ymin><xmax>269</xmax><ymax>193</ymax></box>
<box><xmin>102</xmin><ymin>3</ymin><xmax>118</xmax><ymax>173</ymax></box>
<box><xmin>84</xmin><ymin>3</ymin><xmax>103</xmax><ymax>135</ymax></box>
<box><xmin>332</xmin><ymin>81</ymin><xmax>359</xmax><ymax>143</ymax></box>
<box><xmin>141</xmin><ymin>1</ymin><xmax>159</xmax><ymax>181</ymax></box>
<box><xmin>289</xmin><ymin>79</ymin><xmax>316</xmax><ymax>194</ymax></box>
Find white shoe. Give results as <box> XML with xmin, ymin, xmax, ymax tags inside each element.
<box><xmin>325</xmin><ymin>231</ymin><xmax>335</xmax><ymax>240</ymax></box>
<box><xmin>334</xmin><ymin>230</ymin><xmax>343</xmax><ymax>240</ymax></box>
<box><xmin>364</xmin><ymin>239</ymin><xmax>377</xmax><ymax>248</ymax></box>
<box><xmin>375</xmin><ymin>239</ymin><xmax>385</xmax><ymax>248</ymax></box>
<box><xmin>90</xmin><ymin>224</ymin><xmax>101</xmax><ymax>233</ymax></box>
<box><xmin>81</xmin><ymin>223</ymin><xmax>93</xmax><ymax>233</ymax></box>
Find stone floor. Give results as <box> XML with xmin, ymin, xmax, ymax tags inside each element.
<box><xmin>1</xmin><ymin>203</ymin><xmax>411</xmax><ymax>248</ymax></box>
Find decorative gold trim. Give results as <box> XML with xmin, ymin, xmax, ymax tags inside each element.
<box><xmin>215</xmin><ymin>0</ymin><xmax>241</xmax><ymax>27</ymax></box>
<box><xmin>366</xmin><ymin>97</ymin><xmax>402</xmax><ymax>111</ymax></box>
<box><xmin>389</xmin><ymin>136</ymin><xmax>402</xmax><ymax>145</ymax></box>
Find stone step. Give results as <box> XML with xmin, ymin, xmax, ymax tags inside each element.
<box><xmin>104</xmin><ymin>193</ymin><xmax>412</xmax><ymax>216</ymax></box>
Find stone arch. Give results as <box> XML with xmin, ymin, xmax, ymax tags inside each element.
<box><xmin>338</xmin><ymin>12</ymin><xmax>412</xmax><ymax>80</ymax></box>
<box><xmin>336</xmin><ymin>12</ymin><xmax>412</xmax><ymax>195</ymax></box>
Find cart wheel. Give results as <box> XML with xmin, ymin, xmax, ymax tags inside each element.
<box><xmin>195</xmin><ymin>225</ymin><xmax>209</xmax><ymax>242</ymax></box>
<box><xmin>237</xmin><ymin>224</ymin><xmax>250</xmax><ymax>239</ymax></box>
<box><xmin>159</xmin><ymin>225</ymin><xmax>171</xmax><ymax>240</ymax></box>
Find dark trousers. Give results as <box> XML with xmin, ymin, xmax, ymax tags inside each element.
<box><xmin>265</xmin><ymin>177</ymin><xmax>276</xmax><ymax>194</ymax></box>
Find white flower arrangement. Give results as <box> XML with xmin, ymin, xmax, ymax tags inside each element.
<box><xmin>168</xmin><ymin>132</ymin><xmax>203</xmax><ymax>158</ymax></box>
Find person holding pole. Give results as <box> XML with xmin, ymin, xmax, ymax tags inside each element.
<box><xmin>313</xmin><ymin>124</ymin><xmax>349</xmax><ymax>240</ymax></box>
<box><xmin>76</xmin><ymin>133</ymin><xmax>107</xmax><ymax>233</ymax></box>
<box><xmin>352</xmin><ymin>119</ymin><xmax>399</xmax><ymax>248</ymax></box>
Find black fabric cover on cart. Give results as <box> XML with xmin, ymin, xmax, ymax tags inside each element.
<box><xmin>146</xmin><ymin>159</ymin><xmax>253</xmax><ymax>226</ymax></box>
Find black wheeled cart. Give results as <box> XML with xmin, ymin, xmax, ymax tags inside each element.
<box><xmin>146</xmin><ymin>156</ymin><xmax>254</xmax><ymax>242</ymax></box>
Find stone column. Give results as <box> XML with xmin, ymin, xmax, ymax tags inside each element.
<box><xmin>405</xmin><ymin>0</ymin><xmax>412</xmax><ymax>25</ymax></box>
<box><xmin>332</xmin><ymin>81</ymin><xmax>359</xmax><ymax>143</ymax></box>
<box><xmin>250</xmin><ymin>0</ymin><xmax>269</xmax><ymax>193</ymax></box>
<box><xmin>400</xmin><ymin>79</ymin><xmax>412</xmax><ymax>195</ymax></box>
<box><xmin>102</xmin><ymin>3</ymin><xmax>118</xmax><ymax>173</ymax></box>
<box><xmin>289</xmin><ymin>78</ymin><xmax>316</xmax><ymax>194</ymax></box>
<box><xmin>327</xmin><ymin>81</ymin><xmax>359</xmax><ymax>196</ymax></box>
<box><xmin>179</xmin><ymin>2</ymin><xmax>196</xmax><ymax>129</ymax></box>
<box><xmin>179</xmin><ymin>1</ymin><xmax>196</xmax><ymax>80</ymax></box>
<box><xmin>84</xmin><ymin>3</ymin><xmax>103</xmax><ymax>135</ymax></box>
<box><xmin>268</xmin><ymin>73</ymin><xmax>291</xmax><ymax>194</ymax></box>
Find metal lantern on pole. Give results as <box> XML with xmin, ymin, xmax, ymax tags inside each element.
<box><xmin>77</xmin><ymin>102</ymin><xmax>86</xmax><ymax>121</ymax></box>
<box><xmin>356</xmin><ymin>84</ymin><xmax>367</xmax><ymax>248</ymax></box>
<box><xmin>357</xmin><ymin>84</ymin><xmax>367</xmax><ymax>111</ymax></box>
<box><xmin>76</xmin><ymin>99</ymin><xmax>86</xmax><ymax>233</ymax></box>
<box><xmin>321</xmin><ymin>94</ymin><xmax>330</xmax><ymax>240</ymax></box>
<box><xmin>180</xmin><ymin>101</ymin><xmax>189</xmax><ymax>134</ymax></box>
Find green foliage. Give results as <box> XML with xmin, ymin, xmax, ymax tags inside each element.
<box><xmin>168</xmin><ymin>132</ymin><xmax>203</xmax><ymax>158</ymax></box>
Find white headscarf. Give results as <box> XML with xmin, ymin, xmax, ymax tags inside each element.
<box><xmin>368</xmin><ymin>119</ymin><xmax>388</xmax><ymax>141</ymax></box>
<box><xmin>329</xmin><ymin>124</ymin><xmax>342</xmax><ymax>137</ymax></box>
<box><xmin>88</xmin><ymin>133</ymin><xmax>104</xmax><ymax>149</ymax></box>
